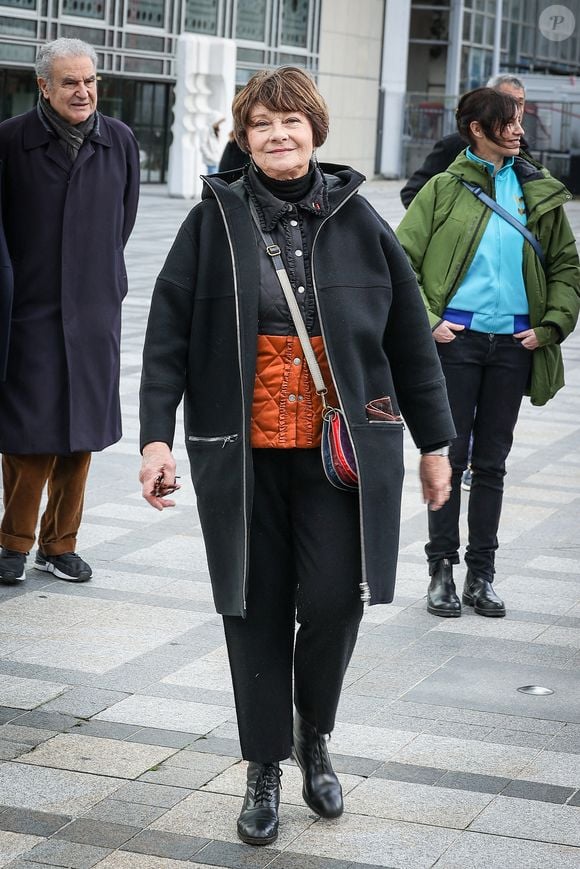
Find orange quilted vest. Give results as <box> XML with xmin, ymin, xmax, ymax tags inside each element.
<box><xmin>251</xmin><ymin>334</ymin><xmax>339</xmax><ymax>448</ymax></box>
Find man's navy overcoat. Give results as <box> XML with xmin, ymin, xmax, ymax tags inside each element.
<box><xmin>0</xmin><ymin>108</ymin><xmax>140</xmax><ymax>454</ymax></box>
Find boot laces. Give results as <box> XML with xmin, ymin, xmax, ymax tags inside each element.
<box><xmin>312</xmin><ymin>733</ymin><xmax>332</xmax><ymax>773</ymax></box>
<box><xmin>254</xmin><ymin>763</ymin><xmax>282</xmax><ymax>804</ymax></box>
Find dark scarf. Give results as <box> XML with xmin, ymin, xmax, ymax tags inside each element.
<box><xmin>37</xmin><ymin>96</ymin><xmax>96</xmax><ymax>162</ymax></box>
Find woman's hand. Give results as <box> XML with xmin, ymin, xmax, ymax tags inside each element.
<box><xmin>420</xmin><ymin>455</ymin><xmax>452</xmax><ymax>511</ymax></box>
<box><xmin>514</xmin><ymin>328</ymin><xmax>540</xmax><ymax>350</ymax></box>
<box><xmin>432</xmin><ymin>321</ymin><xmax>465</xmax><ymax>343</ymax></box>
<box><xmin>140</xmin><ymin>441</ymin><xmax>180</xmax><ymax>510</ymax></box>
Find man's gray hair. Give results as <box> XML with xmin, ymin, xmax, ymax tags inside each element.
<box><xmin>487</xmin><ymin>73</ymin><xmax>526</xmax><ymax>92</ymax></box>
<box><xmin>35</xmin><ymin>38</ymin><xmax>98</xmax><ymax>82</ymax></box>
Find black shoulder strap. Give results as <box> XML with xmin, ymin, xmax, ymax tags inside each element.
<box><xmin>449</xmin><ymin>173</ymin><xmax>546</xmax><ymax>271</ymax></box>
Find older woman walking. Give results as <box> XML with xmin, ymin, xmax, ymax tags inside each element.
<box><xmin>139</xmin><ymin>67</ymin><xmax>454</xmax><ymax>845</ymax></box>
<box><xmin>397</xmin><ymin>87</ymin><xmax>580</xmax><ymax>619</ymax></box>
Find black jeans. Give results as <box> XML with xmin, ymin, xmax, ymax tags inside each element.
<box><xmin>223</xmin><ymin>449</ymin><xmax>363</xmax><ymax>763</ymax></box>
<box><xmin>426</xmin><ymin>330</ymin><xmax>532</xmax><ymax>580</ymax></box>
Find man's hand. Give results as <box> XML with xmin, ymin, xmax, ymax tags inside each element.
<box><xmin>433</xmin><ymin>320</ymin><xmax>465</xmax><ymax>343</ymax></box>
<box><xmin>420</xmin><ymin>455</ymin><xmax>452</xmax><ymax>511</ymax></box>
<box><xmin>514</xmin><ymin>328</ymin><xmax>539</xmax><ymax>350</ymax></box>
<box><xmin>140</xmin><ymin>441</ymin><xmax>180</xmax><ymax>510</ymax></box>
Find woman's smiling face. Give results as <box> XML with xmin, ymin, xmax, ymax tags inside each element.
<box><xmin>246</xmin><ymin>103</ymin><xmax>314</xmax><ymax>180</ymax></box>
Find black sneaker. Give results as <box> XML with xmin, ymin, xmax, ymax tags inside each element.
<box><xmin>34</xmin><ymin>551</ymin><xmax>92</xmax><ymax>583</ymax></box>
<box><xmin>0</xmin><ymin>548</ymin><xmax>27</xmax><ymax>585</ymax></box>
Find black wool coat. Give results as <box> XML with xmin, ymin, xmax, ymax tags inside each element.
<box><xmin>140</xmin><ymin>164</ymin><xmax>455</xmax><ymax>617</ymax></box>
<box><xmin>0</xmin><ymin>109</ymin><xmax>140</xmax><ymax>454</ymax></box>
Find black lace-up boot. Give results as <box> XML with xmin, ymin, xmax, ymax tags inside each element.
<box><xmin>463</xmin><ymin>569</ymin><xmax>505</xmax><ymax>617</ymax></box>
<box><xmin>293</xmin><ymin>712</ymin><xmax>343</xmax><ymax>818</ymax></box>
<box><xmin>237</xmin><ymin>761</ymin><xmax>282</xmax><ymax>845</ymax></box>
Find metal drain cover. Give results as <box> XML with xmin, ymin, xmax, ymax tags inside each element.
<box><xmin>517</xmin><ymin>685</ymin><xmax>554</xmax><ymax>696</ymax></box>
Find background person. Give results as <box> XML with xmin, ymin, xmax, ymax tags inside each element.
<box><xmin>397</xmin><ymin>87</ymin><xmax>580</xmax><ymax>619</ymax></box>
<box><xmin>200</xmin><ymin>111</ymin><xmax>225</xmax><ymax>174</ymax></box>
<box><xmin>139</xmin><ymin>66</ymin><xmax>454</xmax><ymax>847</ymax></box>
<box><xmin>0</xmin><ymin>38</ymin><xmax>140</xmax><ymax>585</ymax></box>
<box><xmin>218</xmin><ymin>129</ymin><xmax>250</xmax><ymax>173</ymax></box>
<box><xmin>400</xmin><ymin>74</ymin><xmax>529</xmax><ymax>209</ymax></box>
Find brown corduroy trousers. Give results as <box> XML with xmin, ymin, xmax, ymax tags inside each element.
<box><xmin>0</xmin><ymin>453</ymin><xmax>91</xmax><ymax>555</ymax></box>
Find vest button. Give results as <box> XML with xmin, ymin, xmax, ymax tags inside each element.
<box><xmin>288</xmin><ymin>394</ymin><xmax>296</xmax><ymax>402</ymax></box>
<box><xmin>293</xmin><ymin>357</ymin><xmax>301</xmax><ymax>365</ymax></box>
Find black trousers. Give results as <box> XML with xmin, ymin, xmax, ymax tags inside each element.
<box><xmin>223</xmin><ymin>449</ymin><xmax>364</xmax><ymax>763</ymax></box>
<box><xmin>426</xmin><ymin>330</ymin><xmax>532</xmax><ymax>579</ymax></box>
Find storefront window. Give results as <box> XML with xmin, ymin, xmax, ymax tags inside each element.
<box><xmin>62</xmin><ymin>0</ymin><xmax>105</xmax><ymax>19</ymax></box>
<box><xmin>281</xmin><ymin>0</ymin><xmax>309</xmax><ymax>48</ymax></box>
<box><xmin>127</xmin><ymin>0</ymin><xmax>165</xmax><ymax>28</ymax></box>
<box><xmin>0</xmin><ymin>0</ymin><xmax>36</xmax><ymax>7</ymax></box>
<box><xmin>236</xmin><ymin>0</ymin><xmax>266</xmax><ymax>42</ymax></box>
<box><xmin>184</xmin><ymin>0</ymin><xmax>218</xmax><ymax>34</ymax></box>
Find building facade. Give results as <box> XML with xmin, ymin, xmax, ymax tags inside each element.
<box><xmin>2</xmin><ymin>0</ymin><xmax>580</xmax><ymax>183</ymax></box>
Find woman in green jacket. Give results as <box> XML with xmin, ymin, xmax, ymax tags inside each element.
<box><xmin>397</xmin><ymin>87</ymin><xmax>580</xmax><ymax>619</ymax></box>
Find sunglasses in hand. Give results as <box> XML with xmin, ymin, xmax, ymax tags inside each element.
<box><xmin>152</xmin><ymin>473</ymin><xmax>181</xmax><ymax>497</ymax></box>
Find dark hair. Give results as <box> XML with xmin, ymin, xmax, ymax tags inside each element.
<box><xmin>456</xmin><ymin>87</ymin><xmax>519</xmax><ymax>147</ymax></box>
<box><xmin>232</xmin><ymin>66</ymin><xmax>329</xmax><ymax>153</ymax></box>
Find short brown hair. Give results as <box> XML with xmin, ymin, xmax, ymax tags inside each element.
<box><xmin>232</xmin><ymin>66</ymin><xmax>329</xmax><ymax>153</ymax></box>
<box><xmin>456</xmin><ymin>87</ymin><xmax>519</xmax><ymax>147</ymax></box>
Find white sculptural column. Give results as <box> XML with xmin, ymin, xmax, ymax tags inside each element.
<box><xmin>168</xmin><ymin>34</ymin><xmax>236</xmax><ymax>199</ymax></box>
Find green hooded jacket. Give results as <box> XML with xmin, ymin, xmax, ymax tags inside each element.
<box><xmin>396</xmin><ymin>151</ymin><xmax>580</xmax><ymax>405</ymax></box>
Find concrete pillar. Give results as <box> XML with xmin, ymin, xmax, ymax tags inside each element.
<box><xmin>378</xmin><ymin>0</ymin><xmax>412</xmax><ymax>177</ymax></box>
<box><xmin>167</xmin><ymin>34</ymin><xmax>236</xmax><ymax>199</ymax></box>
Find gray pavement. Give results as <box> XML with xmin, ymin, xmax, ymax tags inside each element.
<box><xmin>0</xmin><ymin>179</ymin><xmax>579</xmax><ymax>868</ymax></box>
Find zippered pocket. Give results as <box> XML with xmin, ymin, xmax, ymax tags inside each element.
<box><xmin>188</xmin><ymin>434</ymin><xmax>239</xmax><ymax>448</ymax></box>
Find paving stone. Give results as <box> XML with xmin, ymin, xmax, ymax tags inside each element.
<box><xmin>40</xmin><ymin>688</ymin><xmax>130</xmax><ymax>718</ymax></box>
<box><xmin>569</xmin><ymin>790</ymin><xmax>580</xmax><ymax>807</ymax></box>
<box><xmin>191</xmin><ymin>839</ymin><xmax>279</xmax><ymax>867</ymax></box>
<box><xmin>18</xmin><ymin>733</ymin><xmax>177</xmax><ymax>778</ymax></box>
<box><xmin>187</xmin><ymin>736</ymin><xmax>241</xmax><ymax>757</ymax></box>
<box><xmin>0</xmin><ymin>740</ymin><xmax>30</xmax><ymax>761</ymax></box>
<box><xmin>0</xmin><ymin>763</ymin><xmax>124</xmax><ymax>815</ymax></box>
<box><xmin>0</xmin><ymin>707</ymin><xmax>27</xmax><ymax>725</ymax></box>
<box><xmin>470</xmin><ymin>795</ymin><xmax>580</xmax><ymax>846</ymax></box>
<box><xmin>83</xmin><ymin>798</ymin><xmax>167</xmax><ymax>827</ymax></box>
<box><xmin>0</xmin><ymin>675</ymin><xmax>66</xmax><ymax>710</ymax></box>
<box><xmin>21</xmin><ymin>838</ymin><xmax>111</xmax><ymax>868</ymax></box>
<box><xmin>515</xmin><ymin>749</ymin><xmax>580</xmax><ymax>788</ymax></box>
<box><xmin>0</xmin><ymin>831</ymin><xmax>44</xmax><ymax>865</ymax></box>
<box><xmin>372</xmin><ymin>761</ymin><xmax>447</xmax><ymax>785</ymax></box>
<box><xmin>0</xmin><ymin>806</ymin><xmax>71</xmax><ymax>836</ymax></box>
<box><xmin>401</xmin><ymin>656</ymin><xmax>580</xmax><ymax>723</ymax></box>
<box><xmin>345</xmin><ymin>777</ymin><xmax>494</xmax><ymax>828</ymax></box>
<box><xmin>71</xmin><ymin>720</ymin><xmax>143</xmax><ymax>741</ymax></box>
<box><xmin>0</xmin><ymin>725</ymin><xmax>57</xmax><ymax>746</ymax></box>
<box><xmin>125</xmin><ymin>727</ymin><xmax>200</xmax><ymax>748</ymax></box>
<box><xmin>14</xmin><ymin>710</ymin><xmax>82</xmax><ymax>732</ymax></box>
<box><xmin>435</xmin><ymin>830</ymin><xmax>580</xmax><ymax>868</ymax></box>
<box><xmin>436</xmin><ymin>771</ymin><xmax>511</xmax><ymax>794</ymax></box>
<box><xmin>267</xmin><ymin>854</ymin><xmax>353</xmax><ymax>869</ymax></box>
<box><xmin>327</xmin><ymin>721</ymin><xmax>418</xmax><ymax>761</ymax></box>
<box><xmin>97</xmin><ymin>854</ymin><xmax>212</xmax><ymax>868</ymax></box>
<box><xmin>94</xmin><ymin>695</ymin><xmax>232</xmax><ymax>734</ymax></box>
<box><xmin>501</xmin><ymin>779</ymin><xmax>575</xmax><ymax>804</ymax></box>
<box><xmin>285</xmin><ymin>812</ymin><xmax>460</xmax><ymax>867</ymax></box>
<box><xmin>313</xmin><ymin>752</ymin><xmax>383</xmax><ymax>777</ymax></box>
<box><xmin>391</xmin><ymin>733</ymin><xmax>538</xmax><ymax>778</ymax></box>
<box><xmin>110</xmin><ymin>781</ymin><xmax>191</xmax><ymax>808</ymax></box>
<box><xmin>120</xmin><ymin>828</ymin><xmax>209</xmax><ymax>859</ymax></box>
<box><xmin>54</xmin><ymin>818</ymin><xmax>141</xmax><ymax>849</ymax></box>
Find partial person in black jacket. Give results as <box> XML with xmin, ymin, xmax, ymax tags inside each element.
<box><xmin>218</xmin><ymin>130</ymin><xmax>250</xmax><ymax>173</ymax></box>
<box><xmin>400</xmin><ymin>74</ymin><xmax>528</xmax><ymax>208</ymax></box>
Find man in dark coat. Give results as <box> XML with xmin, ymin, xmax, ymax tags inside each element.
<box><xmin>0</xmin><ymin>38</ymin><xmax>140</xmax><ymax>585</ymax></box>
<box><xmin>400</xmin><ymin>74</ymin><xmax>528</xmax><ymax>208</ymax></box>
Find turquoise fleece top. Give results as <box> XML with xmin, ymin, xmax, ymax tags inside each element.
<box><xmin>444</xmin><ymin>148</ymin><xmax>530</xmax><ymax>334</ymax></box>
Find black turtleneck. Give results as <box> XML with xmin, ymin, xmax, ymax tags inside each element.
<box><xmin>252</xmin><ymin>162</ymin><xmax>316</xmax><ymax>203</ymax></box>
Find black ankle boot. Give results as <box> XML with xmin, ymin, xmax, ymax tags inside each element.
<box><xmin>293</xmin><ymin>712</ymin><xmax>343</xmax><ymax>818</ymax></box>
<box><xmin>237</xmin><ymin>761</ymin><xmax>282</xmax><ymax>846</ymax></box>
<box><xmin>427</xmin><ymin>558</ymin><xmax>461</xmax><ymax>617</ymax></box>
<box><xmin>463</xmin><ymin>570</ymin><xmax>505</xmax><ymax>617</ymax></box>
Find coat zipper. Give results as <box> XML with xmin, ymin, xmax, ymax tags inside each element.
<box><xmin>210</xmin><ymin>188</ymin><xmax>249</xmax><ymax>617</ymax></box>
<box><xmin>310</xmin><ymin>184</ymin><xmax>371</xmax><ymax>605</ymax></box>
<box><xmin>188</xmin><ymin>434</ymin><xmax>239</xmax><ymax>447</ymax></box>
